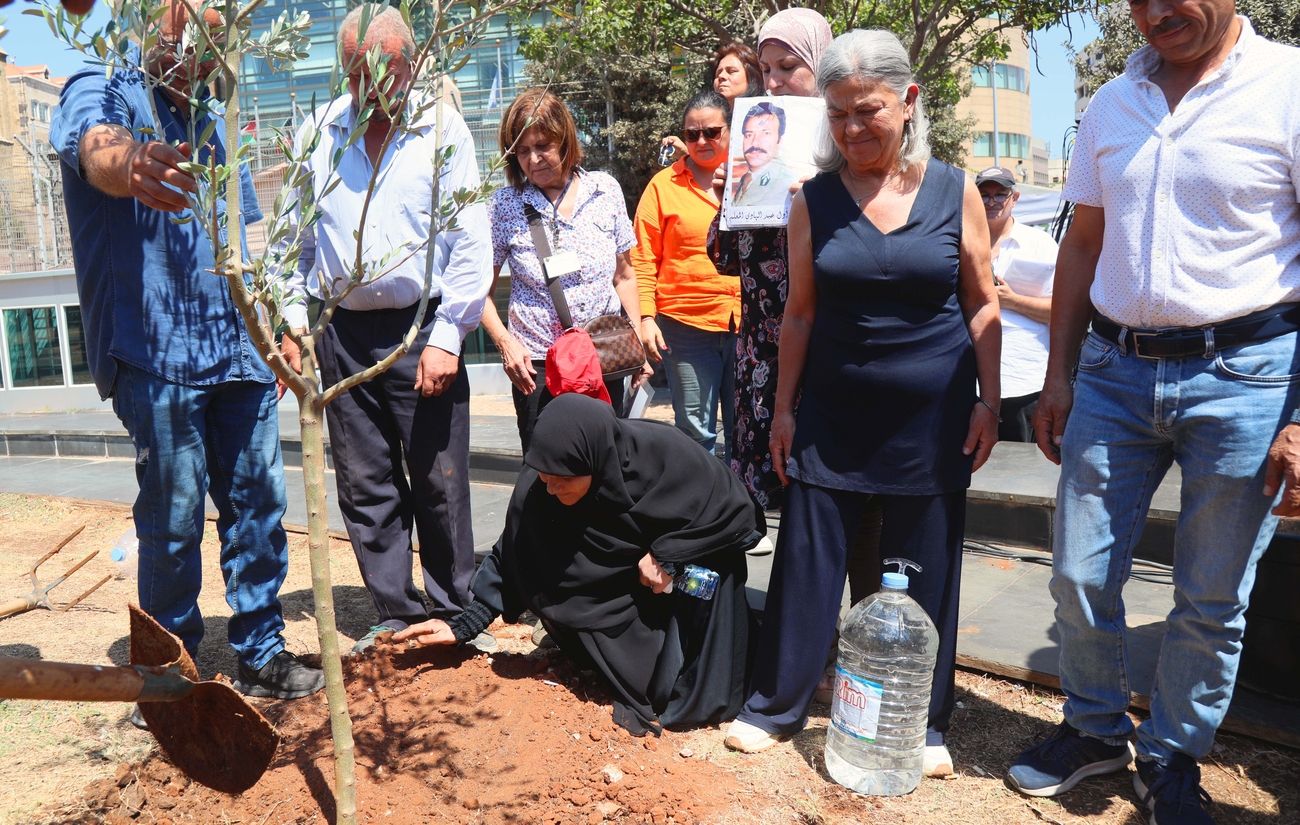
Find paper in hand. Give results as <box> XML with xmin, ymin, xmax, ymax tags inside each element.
<box><xmin>721</xmin><ymin>96</ymin><xmax>827</xmax><ymax>229</ymax></box>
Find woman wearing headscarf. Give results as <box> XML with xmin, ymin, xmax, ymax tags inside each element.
<box><xmin>394</xmin><ymin>393</ymin><xmax>763</xmax><ymax>736</ymax></box>
<box><xmin>708</xmin><ymin>7</ymin><xmax>883</xmax><ymax>704</ymax></box>
<box><xmin>722</xmin><ymin>32</ymin><xmax>1001</xmax><ymax>779</ymax></box>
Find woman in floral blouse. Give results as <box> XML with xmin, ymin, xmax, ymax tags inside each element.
<box><xmin>481</xmin><ymin>88</ymin><xmax>652</xmax><ymax>452</ymax></box>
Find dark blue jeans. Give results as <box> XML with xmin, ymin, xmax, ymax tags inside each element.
<box><xmin>112</xmin><ymin>362</ymin><xmax>289</xmax><ymax>670</ymax></box>
<box><xmin>657</xmin><ymin>314</ymin><xmax>736</xmax><ymax>457</ymax></box>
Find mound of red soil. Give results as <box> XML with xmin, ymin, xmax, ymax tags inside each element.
<box><xmin>64</xmin><ymin>623</ymin><xmax>744</xmax><ymax>825</ymax></box>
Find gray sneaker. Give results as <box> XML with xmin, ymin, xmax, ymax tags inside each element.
<box><xmin>351</xmin><ymin>625</ymin><xmax>399</xmax><ymax>655</ymax></box>
<box><xmin>467</xmin><ymin>631</ymin><xmax>499</xmax><ymax>654</ymax></box>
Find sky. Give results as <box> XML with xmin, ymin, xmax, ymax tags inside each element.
<box><xmin>1026</xmin><ymin>14</ymin><xmax>1102</xmax><ymax>158</ymax></box>
<box><xmin>2</xmin><ymin>3</ymin><xmax>1101</xmax><ymax>159</ymax></box>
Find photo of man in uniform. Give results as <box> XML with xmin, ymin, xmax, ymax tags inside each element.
<box><xmin>731</xmin><ymin>101</ymin><xmax>799</xmax><ymax>208</ymax></box>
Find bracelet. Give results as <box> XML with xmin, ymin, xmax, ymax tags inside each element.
<box><xmin>978</xmin><ymin>397</ymin><xmax>1002</xmax><ymax>422</ymax></box>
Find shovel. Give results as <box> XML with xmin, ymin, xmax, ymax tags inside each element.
<box><xmin>0</xmin><ymin>604</ymin><xmax>280</xmax><ymax>794</ymax></box>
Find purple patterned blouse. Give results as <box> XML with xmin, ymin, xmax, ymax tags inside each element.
<box><xmin>490</xmin><ymin>169</ymin><xmax>636</xmax><ymax>359</ymax></box>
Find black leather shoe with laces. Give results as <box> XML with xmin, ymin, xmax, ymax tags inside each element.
<box><xmin>232</xmin><ymin>650</ymin><xmax>325</xmax><ymax>700</ymax></box>
<box><xmin>1134</xmin><ymin>753</ymin><xmax>1216</xmax><ymax>825</ymax></box>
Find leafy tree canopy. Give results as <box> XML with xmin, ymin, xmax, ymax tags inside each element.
<box><xmin>1075</xmin><ymin>0</ymin><xmax>1300</xmax><ymax>93</ymax></box>
<box><xmin>517</xmin><ymin>0</ymin><xmax>1097</xmax><ymax>206</ymax></box>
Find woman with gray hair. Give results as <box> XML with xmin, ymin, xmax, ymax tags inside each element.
<box><xmin>723</xmin><ymin>30</ymin><xmax>1001</xmax><ymax>780</ymax></box>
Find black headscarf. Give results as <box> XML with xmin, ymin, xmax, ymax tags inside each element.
<box><xmin>472</xmin><ymin>395</ymin><xmax>761</xmax><ymax>735</ymax></box>
<box><xmin>522</xmin><ymin>393</ymin><xmax>759</xmax><ymax>564</ymax></box>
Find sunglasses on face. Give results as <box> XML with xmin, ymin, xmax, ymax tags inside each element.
<box><xmin>684</xmin><ymin>127</ymin><xmax>725</xmax><ymax>142</ymax></box>
<box><xmin>981</xmin><ymin>193</ymin><xmax>1011</xmax><ymax>204</ymax></box>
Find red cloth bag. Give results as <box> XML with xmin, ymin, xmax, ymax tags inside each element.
<box><xmin>545</xmin><ymin>328</ymin><xmax>613</xmax><ymax>404</ymax></box>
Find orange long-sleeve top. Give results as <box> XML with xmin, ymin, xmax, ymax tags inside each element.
<box><xmin>632</xmin><ymin>160</ymin><xmax>741</xmax><ymax>333</ymax></box>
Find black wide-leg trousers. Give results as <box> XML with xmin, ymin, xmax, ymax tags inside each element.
<box><xmin>739</xmin><ymin>479</ymin><xmax>965</xmax><ymax>738</ymax></box>
<box><xmin>317</xmin><ymin>302</ymin><xmax>476</xmax><ymax>630</ymax></box>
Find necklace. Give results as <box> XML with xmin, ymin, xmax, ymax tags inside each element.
<box><xmin>844</xmin><ymin>168</ymin><xmax>898</xmax><ymax>206</ymax></box>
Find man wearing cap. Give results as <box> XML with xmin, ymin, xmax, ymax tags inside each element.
<box><xmin>731</xmin><ymin>102</ymin><xmax>798</xmax><ymax>208</ymax></box>
<box><xmin>1005</xmin><ymin>3</ymin><xmax>1300</xmax><ymax>824</ymax></box>
<box><xmin>976</xmin><ymin>166</ymin><xmax>1058</xmax><ymax>443</ymax></box>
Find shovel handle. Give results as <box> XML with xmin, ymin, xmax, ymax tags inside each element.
<box><xmin>0</xmin><ymin>596</ymin><xmax>37</xmax><ymax>618</ymax></box>
<box><xmin>0</xmin><ymin>659</ymin><xmax>194</xmax><ymax>703</ymax></box>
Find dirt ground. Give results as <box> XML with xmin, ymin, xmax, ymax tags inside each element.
<box><xmin>1</xmin><ymin>494</ymin><xmax>1296</xmax><ymax>825</ymax></box>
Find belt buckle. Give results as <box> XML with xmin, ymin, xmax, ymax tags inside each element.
<box><xmin>1131</xmin><ymin>331</ymin><xmax>1160</xmax><ymax>360</ymax></box>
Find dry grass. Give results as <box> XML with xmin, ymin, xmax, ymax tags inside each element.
<box><xmin>0</xmin><ymin>494</ymin><xmax>1295</xmax><ymax>825</ymax></box>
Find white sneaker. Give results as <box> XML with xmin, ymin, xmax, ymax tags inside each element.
<box><xmin>923</xmin><ymin>743</ymin><xmax>954</xmax><ymax>778</ymax></box>
<box><xmin>723</xmin><ymin>719</ymin><xmax>785</xmax><ymax>753</ymax></box>
<box><xmin>746</xmin><ymin>536</ymin><xmax>774</xmax><ymax>556</ymax></box>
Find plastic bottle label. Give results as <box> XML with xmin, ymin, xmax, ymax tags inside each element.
<box><xmin>830</xmin><ymin>667</ymin><xmax>884</xmax><ymax>742</ymax></box>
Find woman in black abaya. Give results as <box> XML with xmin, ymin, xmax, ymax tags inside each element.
<box><xmin>394</xmin><ymin>393</ymin><xmax>763</xmax><ymax>735</ymax></box>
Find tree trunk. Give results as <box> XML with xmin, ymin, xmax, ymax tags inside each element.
<box><xmin>299</xmin><ymin>393</ymin><xmax>357</xmax><ymax>825</ymax></box>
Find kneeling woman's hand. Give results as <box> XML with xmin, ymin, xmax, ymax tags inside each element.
<box><xmin>638</xmin><ymin>553</ymin><xmax>673</xmax><ymax>594</ymax></box>
<box><xmin>392</xmin><ymin>618</ymin><xmax>457</xmax><ymax>647</ymax></box>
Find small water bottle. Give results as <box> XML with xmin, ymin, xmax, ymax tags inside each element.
<box><xmin>110</xmin><ymin>526</ymin><xmax>139</xmax><ymax>580</ymax></box>
<box><xmin>658</xmin><ymin>143</ymin><xmax>676</xmax><ymax>166</ymax></box>
<box><xmin>824</xmin><ymin>558</ymin><xmax>939</xmax><ymax>796</ymax></box>
<box><xmin>662</xmin><ymin>563</ymin><xmax>719</xmax><ymax>600</ymax></box>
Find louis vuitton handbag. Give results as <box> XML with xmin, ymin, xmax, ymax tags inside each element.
<box><xmin>524</xmin><ymin>203</ymin><xmax>646</xmax><ymax>381</ymax></box>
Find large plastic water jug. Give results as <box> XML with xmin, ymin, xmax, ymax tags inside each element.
<box><xmin>824</xmin><ymin>558</ymin><xmax>939</xmax><ymax>796</ymax></box>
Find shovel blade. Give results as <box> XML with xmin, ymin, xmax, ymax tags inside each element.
<box><xmin>129</xmin><ymin>605</ymin><xmax>281</xmax><ymax>794</ymax></box>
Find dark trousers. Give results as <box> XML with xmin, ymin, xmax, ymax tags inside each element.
<box><xmin>739</xmin><ymin>480</ymin><xmax>965</xmax><ymax>737</ymax></box>
<box><xmin>317</xmin><ymin>303</ymin><xmax>475</xmax><ymax>629</ymax></box>
<box><xmin>999</xmin><ymin>392</ymin><xmax>1040</xmax><ymax>443</ymax></box>
<box><xmin>512</xmin><ymin>360</ymin><xmax>626</xmax><ymax>453</ymax></box>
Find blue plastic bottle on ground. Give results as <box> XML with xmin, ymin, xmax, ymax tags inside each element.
<box><xmin>825</xmin><ymin>558</ymin><xmax>939</xmax><ymax>796</ymax></box>
<box><xmin>110</xmin><ymin>526</ymin><xmax>138</xmax><ymax>580</ymax></box>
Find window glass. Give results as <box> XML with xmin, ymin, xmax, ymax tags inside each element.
<box><xmin>63</xmin><ymin>305</ymin><xmax>94</xmax><ymax>385</ymax></box>
<box><xmin>4</xmin><ymin>307</ymin><xmax>65</xmax><ymax>387</ymax></box>
<box><xmin>973</xmin><ymin>64</ymin><xmax>1025</xmax><ymax>91</ymax></box>
<box><xmin>971</xmin><ymin>132</ymin><xmax>1030</xmax><ymax>160</ymax></box>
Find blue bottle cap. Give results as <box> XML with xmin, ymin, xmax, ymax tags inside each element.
<box><xmin>881</xmin><ymin>572</ymin><xmax>909</xmax><ymax>589</ymax></box>
<box><xmin>111</xmin><ymin>547</ymin><xmax>126</xmax><ymax>563</ymax></box>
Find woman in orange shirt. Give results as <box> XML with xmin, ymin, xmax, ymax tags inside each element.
<box><xmin>633</xmin><ymin>91</ymin><xmax>740</xmax><ymax>457</ymax></box>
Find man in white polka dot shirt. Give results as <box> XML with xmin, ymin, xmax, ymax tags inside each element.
<box><xmin>1005</xmin><ymin>3</ymin><xmax>1300</xmax><ymax>823</ymax></box>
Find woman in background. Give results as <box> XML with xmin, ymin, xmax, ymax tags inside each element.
<box><xmin>661</xmin><ymin>42</ymin><xmax>762</xmax><ymax>159</ymax></box>
<box><xmin>634</xmin><ymin>91</ymin><xmax>740</xmax><ymax>457</ymax></box>
<box><xmin>481</xmin><ymin>88</ymin><xmax>651</xmax><ymax>452</ymax></box>
<box><xmin>711</xmin><ymin>41</ymin><xmax>763</xmax><ymax>102</ymax></box>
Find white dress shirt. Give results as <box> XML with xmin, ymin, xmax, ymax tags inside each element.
<box><xmin>280</xmin><ymin>94</ymin><xmax>492</xmax><ymax>354</ymax></box>
<box><xmin>994</xmin><ymin>219</ymin><xmax>1058</xmax><ymax>398</ymax></box>
<box><xmin>1065</xmin><ymin>17</ymin><xmax>1300</xmax><ymax>329</ymax></box>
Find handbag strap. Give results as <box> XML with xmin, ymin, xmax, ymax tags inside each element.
<box><xmin>524</xmin><ymin>203</ymin><xmax>574</xmax><ymax>330</ymax></box>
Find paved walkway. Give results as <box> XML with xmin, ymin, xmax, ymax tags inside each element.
<box><xmin>2</xmin><ymin>452</ymin><xmax>1294</xmax><ymax>746</ymax></box>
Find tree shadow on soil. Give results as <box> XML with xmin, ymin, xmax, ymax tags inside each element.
<box><xmin>278</xmin><ymin>586</ymin><xmax>377</xmax><ymax>642</ymax></box>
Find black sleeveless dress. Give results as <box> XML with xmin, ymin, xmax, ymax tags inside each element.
<box><xmin>786</xmin><ymin>158</ymin><xmax>977</xmax><ymax>496</ymax></box>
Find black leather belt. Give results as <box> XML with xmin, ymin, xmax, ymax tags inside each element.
<box><xmin>1092</xmin><ymin>303</ymin><xmax>1300</xmax><ymax>360</ymax></box>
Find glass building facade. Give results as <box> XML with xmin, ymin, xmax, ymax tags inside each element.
<box><xmin>238</xmin><ymin>2</ymin><xmax>541</xmax><ymax>364</ymax></box>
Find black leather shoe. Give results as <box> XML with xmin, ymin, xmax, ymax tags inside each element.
<box><xmin>231</xmin><ymin>650</ymin><xmax>325</xmax><ymax>699</ymax></box>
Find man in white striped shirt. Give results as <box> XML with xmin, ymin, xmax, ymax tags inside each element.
<box><xmin>279</xmin><ymin>5</ymin><xmax>495</xmax><ymax>656</ymax></box>
<box><xmin>1006</xmin><ymin>4</ymin><xmax>1300</xmax><ymax>824</ymax></box>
